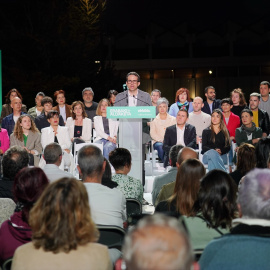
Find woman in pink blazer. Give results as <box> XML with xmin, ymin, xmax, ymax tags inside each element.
<box><xmin>0</xmin><ymin>128</ymin><xmax>10</xmax><ymax>154</ymax></box>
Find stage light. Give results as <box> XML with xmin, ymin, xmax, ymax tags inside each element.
<box><xmin>209</xmin><ymin>70</ymin><xmax>213</xmax><ymax>74</ymax></box>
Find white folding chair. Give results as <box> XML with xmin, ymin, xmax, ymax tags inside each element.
<box><xmin>74</xmin><ymin>142</ymin><xmax>103</xmax><ymax>165</ymax></box>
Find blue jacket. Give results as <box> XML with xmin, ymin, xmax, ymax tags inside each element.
<box><xmin>201</xmin><ymin>99</ymin><xmax>221</xmax><ymax>115</ymax></box>
<box><xmin>2</xmin><ymin>112</ymin><xmax>26</xmax><ymax>136</ymax></box>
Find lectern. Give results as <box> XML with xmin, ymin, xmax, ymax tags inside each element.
<box><xmin>107</xmin><ymin>106</ymin><xmax>155</xmax><ymax>183</ymax></box>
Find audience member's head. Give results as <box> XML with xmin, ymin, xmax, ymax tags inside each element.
<box><xmin>122</xmin><ymin>214</ymin><xmax>194</xmax><ymax>270</ymax></box>
<box><xmin>237</xmin><ymin>143</ymin><xmax>256</xmax><ymax>175</ymax></box>
<box><xmin>101</xmin><ymin>158</ymin><xmax>118</xmax><ymax>189</ymax></box>
<box><xmin>169</xmin><ymin>144</ymin><xmax>184</xmax><ymax>167</ymax></box>
<box><xmin>255</xmin><ymin>137</ymin><xmax>270</xmax><ymax>168</ymax></box>
<box><xmin>41</xmin><ymin>96</ymin><xmax>53</xmax><ymax>107</ymax></box>
<box><xmin>2</xmin><ymin>146</ymin><xmax>29</xmax><ymax>181</ymax></box>
<box><xmin>29</xmin><ymin>178</ymin><xmax>99</xmax><ymax>253</ymax></box>
<box><xmin>5</xmin><ymin>88</ymin><xmax>23</xmax><ymax>104</ymax></box>
<box><xmin>77</xmin><ymin>145</ymin><xmax>105</xmax><ymax>181</ymax></box>
<box><xmin>170</xmin><ymin>159</ymin><xmax>205</xmax><ymax>216</ymax></box>
<box><xmin>238</xmin><ymin>169</ymin><xmax>270</xmax><ymax>219</ymax></box>
<box><xmin>176</xmin><ymin>147</ymin><xmax>198</xmax><ymax>166</ymax></box>
<box><xmin>13</xmin><ymin>167</ymin><xmax>49</xmax><ymax>222</ymax></box>
<box><xmin>230</xmin><ymin>88</ymin><xmax>247</xmax><ymax>106</ymax></box>
<box><xmin>43</xmin><ymin>143</ymin><xmax>62</xmax><ymax>166</ymax></box>
<box><xmin>109</xmin><ymin>148</ymin><xmax>131</xmax><ymax>171</ymax></box>
<box><xmin>71</xmin><ymin>100</ymin><xmax>88</xmax><ymax>120</ymax></box>
<box><xmin>193</xmin><ymin>170</ymin><xmax>237</xmax><ymax>229</ymax></box>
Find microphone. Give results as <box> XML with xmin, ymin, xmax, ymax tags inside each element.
<box><xmin>114</xmin><ymin>91</ymin><xmax>128</xmax><ymax>105</ymax></box>
<box><xmin>133</xmin><ymin>95</ymin><xmax>151</xmax><ymax>106</ymax></box>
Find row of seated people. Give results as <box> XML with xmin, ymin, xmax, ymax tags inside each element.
<box><xmin>0</xmin><ymin>144</ymin><xmax>145</xmax><ymax>267</ymax></box>
<box><xmin>0</xmin><ymin>89</ymin><xmax>267</xmax><ymax>177</ymax></box>
<box><xmin>0</xmin><ymin>82</ymin><xmax>269</xmax><ymax>165</ymax></box>
<box><xmin>1</xmin><ymin>143</ymin><xmax>270</xmax><ymax>269</ymax></box>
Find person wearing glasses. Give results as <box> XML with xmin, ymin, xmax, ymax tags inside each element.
<box><xmin>114</xmin><ymin>72</ymin><xmax>152</xmax><ymax>107</ymax></box>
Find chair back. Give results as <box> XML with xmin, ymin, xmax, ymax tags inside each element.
<box><xmin>126</xmin><ymin>198</ymin><xmax>142</xmax><ymax>218</ymax></box>
<box><xmin>73</xmin><ymin>142</ymin><xmax>103</xmax><ymax>165</ymax></box>
<box><xmin>0</xmin><ymin>198</ymin><xmax>15</xmax><ymax>226</ymax></box>
<box><xmin>2</xmin><ymin>257</ymin><xmax>13</xmax><ymax>270</ymax></box>
<box><xmin>97</xmin><ymin>225</ymin><xmax>126</xmax><ymax>250</ymax></box>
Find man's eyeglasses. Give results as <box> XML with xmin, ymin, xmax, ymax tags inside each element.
<box><xmin>127</xmin><ymin>80</ymin><xmax>138</xmax><ymax>84</ymax></box>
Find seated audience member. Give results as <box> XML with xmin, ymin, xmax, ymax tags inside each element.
<box><xmin>42</xmin><ymin>143</ymin><xmax>74</xmax><ymax>182</ymax></box>
<box><xmin>27</xmin><ymin>92</ymin><xmax>45</xmax><ymax>118</ymax></box>
<box><xmin>230</xmin><ymin>88</ymin><xmax>248</xmax><ymax>118</ymax></box>
<box><xmin>0</xmin><ymin>88</ymin><xmax>27</xmax><ymax>123</ymax></box>
<box><xmin>101</xmin><ymin>158</ymin><xmax>118</xmax><ymax>189</ymax></box>
<box><xmin>151</xmin><ymin>89</ymin><xmax>161</xmax><ymax>114</ymax></box>
<box><xmin>155</xmin><ymin>159</ymin><xmax>205</xmax><ymax>217</ymax></box>
<box><xmin>77</xmin><ymin>145</ymin><xmax>126</xmax><ymax>228</ymax></box>
<box><xmin>151</xmin><ymin>145</ymin><xmax>183</xmax><ymax>206</ymax></box>
<box><xmin>229</xmin><ymin>143</ymin><xmax>256</xmax><ymax>186</ymax></box>
<box><xmin>235</xmin><ymin>109</ymin><xmax>263</xmax><ymax>147</ymax></box>
<box><xmin>0</xmin><ymin>167</ymin><xmax>49</xmax><ymax>265</ymax></box>
<box><xmin>109</xmin><ymin>148</ymin><xmax>143</xmax><ymax>203</ymax></box>
<box><xmin>0</xmin><ymin>127</ymin><xmax>10</xmax><ymax>155</ymax></box>
<box><xmin>249</xmin><ymin>92</ymin><xmax>270</xmax><ymax>137</ymax></box>
<box><xmin>155</xmin><ymin>147</ymin><xmax>198</xmax><ymax>206</ymax></box>
<box><xmin>259</xmin><ymin>80</ymin><xmax>270</xmax><ymax>118</ymax></box>
<box><xmin>255</xmin><ymin>137</ymin><xmax>270</xmax><ymax>168</ymax></box>
<box><xmin>12</xmin><ymin>178</ymin><xmax>112</xmax><ymax>270</ymax></box>
<box><xmin>199</xmin><ymin>169</ymin><xmax>270</xmax><ymax>270</ymax></box>
<box><xmin>93</xmin><ymin>99</ymin><xmax>119</xmax><ymax>160</ymax></box>
<box><xmin>107</xmin><ymin>90</ymin><xmax>118</xmax><ymax>106</ymax></box>
<box><xmin>66</xmin><ymin>101</ymin><xmax>92</xmax><ymax>149</ymax></box>
<box><xmin>0</xmin><ymin>146</ymin><xmax>29</xmax><ymax>200</ymax></box>
<box><xmin>187</xmin><ymin>170</ymin><xmax>237</xmax><ymax>250</ymax></box>
<box><xmin>169</xmin><ymin>87</ymin><xmax>193</xmax><ymax>117</ymax></box>
<box><xmin>10</xmin><ymin>115</ymin><xmax>42</xmax><ymax>166</ymax></box>
<box><xmin>52</xmin><ymin>89</ymin><xmax>72</xmax><ymax>123</ymax></box>
<box><xmin>202</xmin><ymin>109</ymin><xmax>230</xmax><ymax>171</ymax></box>
<box><xmin>163</xmin><ymin>109</ymin><xmax>196</xmax><ymax>167</ymax></box>
<box><xmin>2</xmin><ymin>97</ymin><xmax>27</xmax><ymax>136</ymax></box>
<box><xmin>121</xmin><ymin>214</ymin><xmax>195</xmax><ymax>270</ymax></box>
<box><xmin>187</xmin><ymin>97</ymin><xmax>211</xmax><ymax>144</ymax></box>
<box><xmin>221</xmin><ymin>98</ymin><xmax>240</xmax><ymax>171</ymax></box>
<box><xmin>40</xmin><ymin>111</ymin><xmax>74</xmax><ymax>171</ymax></box>
<box><xmin>150</xmin><ymin>97</ymin><xmax>176</xmax><ymax>162</ymax></box>
<box><xmin>34</xmin><ymin>96</ymin><xmax>64</xmax><ymax>132</ymax></box>
<box><xmin>201</xmin><ymin>86</ymin><xmax>221</xmax><ymax>115</ymax></box>
<box><xmin>82</xmin><ymin>87</ymin><xmax>98</xmax><ymax>121</ymax></box>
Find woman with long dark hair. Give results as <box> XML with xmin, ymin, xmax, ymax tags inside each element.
<box><xmin>202</xmin><ymin>109</ymin><xmax>231</xmax><ymax>171</ymax></box>
<box><xmin>0</xmin><ymin>167</ymin><xmax>49</xmax><ymax>265</ymax></box>
<box><xmin>155</xmin><ymin>159</ymin><xmax>205</xmax><ymax>217</ymax></box>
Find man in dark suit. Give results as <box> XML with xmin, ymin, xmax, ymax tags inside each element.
<box><xmin>201</xmin><ymin>86</ymin><xmax>221</xmax><ymax>115</ymax></box>
<box><xmin>2</xmin><ymin>97</ymin><xmax>26</xmax><ymax>136</ymax></box>
<box><xmin>163</xmin><ymin>108</ymin><xmax>196</xmax><ymax>167</ymax></box>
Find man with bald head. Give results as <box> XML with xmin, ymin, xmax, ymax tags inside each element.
<box><xmin>2</xmin><ymin>97</ymin><xmax>27</xmax><ymax>136</ymax></box>
<box><xmin>187</xmin><ymin>96</ymin><xmax>211</xmax><ymax>144</ymax></box>
<box><xmin>155</xmin><ymin>147</ymin><xmax>198</xmax><ymax>205</ymax></box>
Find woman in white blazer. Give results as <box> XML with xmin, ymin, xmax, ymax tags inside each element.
<box><xmin>40</xmin><ymin>110</ymin><xmax>74</xmax><ymax>172</ymax></box>
<box><xmin>10</xmin><ymin>115</ymin><xmax>42</xmax><ymax>166</ymax></box>
<box><xmin>93</xmin><ymin>99</ymin><xmax>119</xmax><ymax>159</ymax></box>
<box><xmin>66</xmin><ymin>101</ymin><xmax>92</xmax><ymax>143</ymax></box>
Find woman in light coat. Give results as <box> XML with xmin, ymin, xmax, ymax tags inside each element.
<box><xmin>10</xmin><ymin>115</ymin><xmax>42</xmax><ymax>166</ymax></box>
<box><xmin>150</xmin><ymin>97</ymin><xmax>176</xmax><ymax>162</ymax></box>
<box><xmin>40</xmin><ymin>110</ymin><xmax>74</xmax><ymax>172</ymax></box>
<box><xmin>94</xmin><ymin>99</ymin><xmax>119</xmax><ymax>159</ymax></box>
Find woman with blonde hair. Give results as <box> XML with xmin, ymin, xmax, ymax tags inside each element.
<box><xmin>10</xmin><ymin>115</ymin><xmax>42</xmax><ymax>166</ymax></box>
<box><xmin>168</xmin><ymin>87</ymin><xmax>193</xmax><ymax>117</ymax></box>
<box><xmin>202</xmin><ymin>109</ymin><xmax>231</xmax><ymax>171</ymax></box>
<box><xmin>12</xmin><ymin>178</ymin><xmax>112</xmax><ymax>270</ymax></box>
<box><xmin>93</xmin><ymin>99</ymin><xmax>119</xmax><ymax>159</ymax></box>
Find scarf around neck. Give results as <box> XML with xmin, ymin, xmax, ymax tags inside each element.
<box><xmin>241</xmin><ymin>122</ymin><xmax>256</xmax><ymax>136</ymax></box>
<box><xmin>177</xmin><ymin>101</ymin><xmax>189</xmax><ymax>111</ymax></box>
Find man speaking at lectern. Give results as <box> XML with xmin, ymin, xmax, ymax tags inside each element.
<box><xmin>115</xmin><ymin>72</ymin><xmax>152</xmax><ymax>186</ymax></box>
<box><xmin>115</xmin><ymin>72</ymin><xmax>152</xmax><ymax>107</ymax></box>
